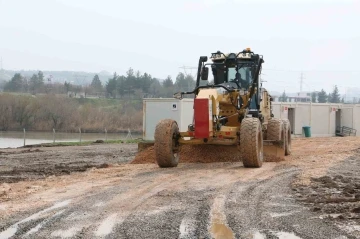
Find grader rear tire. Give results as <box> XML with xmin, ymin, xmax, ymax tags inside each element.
<box><xmin>240</xmin><ymin>118</ymin><xmax>264</xmax><ymax>168</ymax></box>
<box><xmin>154</xmin><ymin>119</ymin><xmax>180</xmax><ymax>168</ymax></box>
<box><xmin>281</xmin><ymin>119</ymin><xmax>292</xmax><ymax>155</ymax></box>
<box><xmin>267</xmin><ymin>118</ymin><xmax>283</xmax><ymax>141</ymax></box>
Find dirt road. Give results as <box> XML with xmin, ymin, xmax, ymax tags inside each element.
<box><xmin>0</xmin><ymin>137</ymin><xmax>360</xmax><ymax>238</ymax></box>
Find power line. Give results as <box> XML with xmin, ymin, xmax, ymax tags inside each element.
<box><xmin>300</xmin><ymin>72</ymin><xmax>305</xmax><ymax>92</ymax></box>
<box><xmin>263</xmin><ymin>68</ymin><xmax>360</xmax><ymax>73</ymax></box>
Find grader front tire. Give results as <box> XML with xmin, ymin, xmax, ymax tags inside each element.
<box><xmin>240</xmin><ymin>118</ymin><xmax>264</xmax><ymax>168</ymax></box>
<box><xmin>154</xmin><ymin>119</ymin><xmax>180</xmax><ymax>168</ymax></box>
<box><xmin>281</xmin><ymin>119</ymin><xmax>292</xmax><ymax>156</ymax></box>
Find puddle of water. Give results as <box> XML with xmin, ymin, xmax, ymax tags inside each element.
<box><xmin>0</xmin><ymin>199</ymin><xmax>71</xmax><ymax>239</ymax></box>
<box><xmin>209</xmin><ymin>195</ymin><xmax>234</xmax><ymax>239</ymax></box>
<box><xmin>211</xmin><ymin>223</ymin><xmax>235</xmax><ymax>239</ymax></box>
<box><xmin>95</xmin><ymin>213</ymin><xmax>119</xmax><ymax>237</ymax></box>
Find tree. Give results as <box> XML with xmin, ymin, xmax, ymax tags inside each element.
<box><xmin>163</xmin><ymin>76</ymin><xmax>174</xmax><ymax>88</ymax></box>
<box><xmin>311</xmin><ymin>92</ymin><xmax>317</xmax><ymax>103</ymax></box>
<box><xmin>175</xmin><ymin>73</ymin><xmax>195</xmax><ymax>94</ymax></box>
<box><xmin>106</xmin><ymin>73</ymin><xmax>118</xmax><ymax>98</ymax></box>
<box><xmin>64</xmin><ymin>81</ymin><xmax>71</xmax><ymax>94</ymax></box>
<box><xmin>278</xmin><ymin>91</ymin><xmax>288</xmax><ymax>102</ymax></box>
<box><xmin>149</xmin><ymin>79</ymin><xmax>162</xmax><ymax>97</ymax></box>
<box><xmin>37</xmin><ymin>71</ymin><xmax>44</xmax><ymax>83</ymax></box>
<box><xmin>29</xmin><ymin>74</ymin><xmax>39</xmax><ymax>94</ymax></box>
<box><xmin>91</xmin><ymin>74</ymin><xmax>103</xmax><ymax>92</ymax></box>
<box><xmin>317</xmin><ymin>89</ymin><xmax>327</xmax><ymax>103</ymax></box>
<box><xmin>28</xmin><ymin>72</ymin><xmax>44</xmax><ymax>94</ymax></box>
<box><xmin>4</xmin><ymin>73</ymin><xmax>24</xmax><ymax>92</ymax></box>
<box><xmin>329</xmin><ymin>85</ymin><xmax>341</xmax><ymax>103</ymax></box>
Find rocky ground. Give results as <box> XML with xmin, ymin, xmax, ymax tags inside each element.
<box><xmin>0</xmin><ymin>137</ymin><xmax>359</xmax><ymax>239</ymax></box>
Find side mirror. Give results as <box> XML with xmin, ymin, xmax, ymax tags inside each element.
<box><xmin>200</xmin><ymin>56</ymin><xmax>208</xmax><ymax>62</ymax></box>
<box><xmin>201</xmin><ymin>67</ymin><xmax>209</xmax><ymax>81</ymax></box>
<box><xmin>173</xmin><ymin>92</ymin><xmax>182</xmax><ymax>100</ymax></box>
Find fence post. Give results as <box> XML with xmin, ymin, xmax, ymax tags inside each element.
<box><xmin>53</xmin><ymin>128</ymin><xmax>56</xmax><ymax>144</ymax></box>
<box><xmin>23</xmin><ymin>128</ymin><xmax>26</xmax><ymax>146</ymax></box>
<box><xmin>125</xmin><ymin>128</ymin><xmax>133</xmax><ymax>140</ymax></box>
<box><xmin>105</xmin><ymin>128</ymin><xmax>107</xmax><ymax>142</ymax></box>
<box><xmin>79</xmin><ymin>128</ymin><xmax>82</xmax><ymax>143</ymax></box>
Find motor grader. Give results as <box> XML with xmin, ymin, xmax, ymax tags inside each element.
<box><xmin>154</xmin><ymin>48</ymin><xmax>291</xmax><ymax>168</ymax></box>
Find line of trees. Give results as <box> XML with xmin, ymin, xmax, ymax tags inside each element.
<box><xmin>103</xmin><ymin>68</ymin><xmax>195</xmax><ymax>99</ymax></box>
<box><xmin>0</xmin><ymin>68</ymin><xmax>199</xmax><ymax>132</ymax></box>
<box><xmin>1</xmin><ymin>68</ymin><xmax>197</xmax><ymax>100</ymax></box>
<box><xmin>278</xmin><ymin>85</ymin><xmax>343</xmax><ymax>103</ymax></box>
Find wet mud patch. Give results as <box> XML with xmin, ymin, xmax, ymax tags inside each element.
<box><xmin>0</xmin><ymin>144</ymin><xmax>137</xmax><ymax>184</ymax></box>
<box><xmin>0</xmin><ymin>163</ymin><xmax>113</xmax><ymax>184</ymax></box>
<box><xmin>293</xmin><ymin>152</ymin><xmax>360</xmax><ymax>222</ymax></box>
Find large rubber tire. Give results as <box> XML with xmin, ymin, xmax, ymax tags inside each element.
<box><xmin>240</xmin><ymin>118</ymin><xmax>264</xmax><ymax>168</ymax></box>
<box><xmin>267</xmin><ymin>118</ymin><xmax>283</xmax><ymax>141</ymax></box>
<box><xmin>154</xmin><ymin>119</ymin><xmax>180</xmax><ymax>168</ymax></box>
<box><xmin>281</xmin><ymin>119</ymin><xmax>292</xmax><ymax>156</ymax></box>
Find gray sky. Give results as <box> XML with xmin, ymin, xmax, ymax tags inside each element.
<box><xmin>0</xmin><ymin>0</ymin><xmax>359</xmax><ymax>94</ymax></box>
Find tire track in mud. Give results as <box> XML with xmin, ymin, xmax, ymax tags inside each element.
<box><xmin>0</xmin><ymin>165</ymin><xmax>222</xmax><ymax>238</ymax></box>
<box><xmin>3</xmin><ymin>161</ymin><xmax>354</xmax><ymax>239</ymax></box>
<box><xmin>224</xmin><ymin>167</ymin><xmax>353</xmax><ymax>239</ymax></box>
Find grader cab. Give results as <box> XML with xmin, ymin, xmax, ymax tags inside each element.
<box><xmin>154</xmin><ymin>48</ymin><xmax>291</xmax><ymax>168</ymax></box>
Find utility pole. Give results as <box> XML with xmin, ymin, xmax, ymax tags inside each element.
<box><xmin>299</xmin><ymin>72</ymin><xmax>305</xmax><ymax>93</ymax></box>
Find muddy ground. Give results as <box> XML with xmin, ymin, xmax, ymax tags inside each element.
<box><xmin>0</xmin><ymin>137</ymin><xmax>360</xmax><ymax>239</ymax></box>
<box><xmin>0</xmin><ymin>144</ymin><xmax>137</xmax><ymax>183</ymax></box>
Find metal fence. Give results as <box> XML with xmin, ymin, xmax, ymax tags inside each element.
<box><xmin>20</xmin><ymin>128</ymin><xmax>136</xmax><ymax>147</ymax></box>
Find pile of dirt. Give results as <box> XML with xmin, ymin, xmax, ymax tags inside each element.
<box><xmin>131</xmin><ymin>145</ymin><xmax>242</xmax><ymax>164</ymax></box>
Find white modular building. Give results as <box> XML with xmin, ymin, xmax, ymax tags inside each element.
<box><xmin>142</xmin><ymin>98</ymin><xmax>194</xmax><ymax>141</ymax></box>
<box><xmin>142</xmin><ymin>99</ymin><xmax>358</xmax><ymax>140</ymax></box>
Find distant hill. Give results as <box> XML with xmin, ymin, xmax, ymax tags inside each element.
<box><xmin>0</xmin><ymin>69</ymin><xmax>112</xmax><ymax>86</ymax></box>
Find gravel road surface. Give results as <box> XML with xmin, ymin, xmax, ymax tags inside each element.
<box><xmin>0</xmin><ymin>137</ymin><xmax>359</xmax><ymax>239</ymax></box>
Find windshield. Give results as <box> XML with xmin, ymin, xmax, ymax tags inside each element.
<box><xmin>209</xmin><ymin>64</ymin><xmax>253</xmax><ymax>89</ymax></box>
<box><xmin>227</xmin><ymin>67</ymin><xmax>252</xmax><ymax>89</ymax></box>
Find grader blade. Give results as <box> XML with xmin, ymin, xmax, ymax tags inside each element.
<box><xmin>263</xmin><ymin>140</ymin><xmax>285</xmax><ymax>161</ymax></box>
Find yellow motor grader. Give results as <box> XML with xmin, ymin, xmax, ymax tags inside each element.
<box><xmin>154</xmin><ymin>48</ymin><xmax>291</xmax><ymax>168</ymax></box>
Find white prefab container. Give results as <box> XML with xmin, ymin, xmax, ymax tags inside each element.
<box><xmin>142</xmin><ymin>98</ymin><xmax>194</xmax><ymax>141</ymax></box>
<box><xmin>271</xmin><ymin>102</ymin><xmax>343</xmax><ymax>136</ymax></box>
<box><xmin>143</xmin><ymin>99</ymin><xmax>360</xmax><ymax>139</ymax></box>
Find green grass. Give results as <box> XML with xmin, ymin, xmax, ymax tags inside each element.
<box><xmin>22</xmin><ymin>139</ymin><xmax>142</xmax><ymax>148</ymax></box>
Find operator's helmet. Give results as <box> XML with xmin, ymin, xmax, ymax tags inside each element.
<box><xmin>236</xmin><ymin>72</ymin><xmax>241</xmax><ymax>80</ymax></box>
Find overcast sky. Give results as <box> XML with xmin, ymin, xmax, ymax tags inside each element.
<box><xmin>0</xmin><ymin>0</ymin><xmax>359</xmax><ymax>94</ymax></box>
